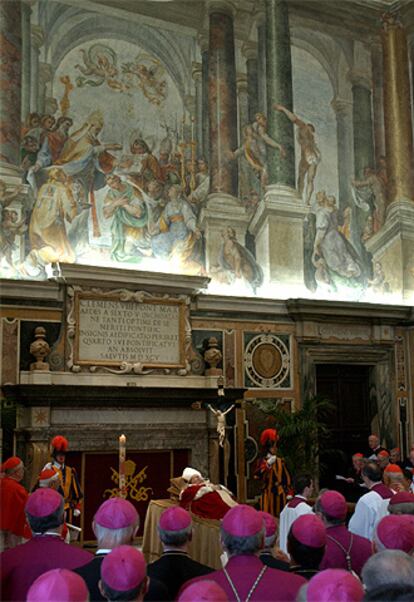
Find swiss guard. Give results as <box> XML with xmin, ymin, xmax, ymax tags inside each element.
<box><xmin>43</xmin><ymin>436</ymin><xmax>83</xmax><ymax>523</ymax></box>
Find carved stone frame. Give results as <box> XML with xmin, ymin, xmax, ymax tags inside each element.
<box><xmin>66</xmin><ymin>286</ymin><xmax>192</xmax><ymax>375</ymax></box>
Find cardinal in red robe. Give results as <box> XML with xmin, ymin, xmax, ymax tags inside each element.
<box><xmin>0</xmin><ymin>456</ymin><xmax>31</xmax><ymax>550</ymax></box>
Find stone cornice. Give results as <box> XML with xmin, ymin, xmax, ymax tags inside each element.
<box><xmin>52</xmin><ymin>263</ymin><xmax>210</xmax><ymax>296</ymax></box>
<box><xmin>286</xmin><ymin>298</ymin><xmax>413</xmax><ymax>324</ymax></box>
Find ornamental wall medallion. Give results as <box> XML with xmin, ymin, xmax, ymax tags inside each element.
<box><xmin>244</xmin><ymin>333</ymin><xmax>291</xmax><ymax>389</ymax></box>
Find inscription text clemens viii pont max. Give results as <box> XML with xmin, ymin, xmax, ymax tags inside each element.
<box><xmin>77</xmin><ymin>298</ymin><xmax>181</xmax><ymax>364</ymax></box>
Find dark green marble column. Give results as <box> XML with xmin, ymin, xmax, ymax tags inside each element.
<box><xmin>265</xmin><ymin>0</ymin><xmax>295</xmax><ymax>187</ymax></box>
<box><xmin>352</xmin><ymin>80</ymin><xmax>375</xmax><ymax>178</ymax></box>
<box><xmin>243</xmin><ymin>43</ymin><xmax>258</xmax><ymax>123</ymax></box>
<box><xmin>208</xmin><ymin>6</ymin><xmax>238</xmax><ymax>195</ymax></box>
<box><xmin>257</xmin><ymin>20</ymin><xmax>267</xmax><ymax>114</ymax></box>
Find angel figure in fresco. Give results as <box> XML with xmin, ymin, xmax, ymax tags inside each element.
<box><xmin>75</xmin><ymin>44</ymin><xmax>123</xmax><ymax>91</ymax></box>
<box><xmin>122</xmin><ymin>54</ymin><xmax>167</xmax><ymax>105</ymax></box>
<box><xmin>274</xmin><ymin>103</ymin><xmax>321</xmax><ymax>205</ymax></box>
<box><xmin>208</xmin><ymin>404</ymin><xmax>235</xmax><ymax>448</ymax></box>
<box><xmin>103</xmin><ymin>174</ymin><xmax>152</xmax><ymax>262</ymax></box>
<box><xmin>312</xmin><ymin>191</ymin><xmax>361</xmax><ymax>286</ymax></box>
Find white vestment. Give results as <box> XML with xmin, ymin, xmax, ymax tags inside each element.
<box><xmin>348</xmin><ymin>489</ymin><xmax>386</xmax><ymax>540</ymax></box>
<box><xmin>278</xmin><ymin>496</ymin><xmax>313</xmax><ymax>555</ymax></box>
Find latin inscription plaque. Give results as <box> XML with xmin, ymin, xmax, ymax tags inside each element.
<box><xmin>73</xmin><ymin>292</ymin><xmax>185</xmax><ymax>368</ymax></box>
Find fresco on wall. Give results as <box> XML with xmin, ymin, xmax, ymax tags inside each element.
<box><xmin>0</xmin><ymin>2</ymin><xmax>404</xmax><ymax>304</ymax></box>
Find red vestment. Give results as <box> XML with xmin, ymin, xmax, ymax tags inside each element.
<box><xmin>179</xmin><ymin>484</ymin><xmax>232</xmax><ymax>520</ymax></box>
<box><xmin>0</xmin><ymin>477</ymin><xmax>31</xmax><ymax>538</ymax></box>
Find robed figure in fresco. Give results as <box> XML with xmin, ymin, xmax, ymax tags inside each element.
<box><xmin>103</xmin><ymin>174</ymin><xmax>152</xmax><ymax>262</ymax></box>
<box><xmin>151</xmin><ymin>184</ymin><xmax>203</xmax><ymax>273</ymax></box>
<box><xmin>23</xmin><ymin>168</ymin><xmax>78</xmax><ymax>272</ymax></box>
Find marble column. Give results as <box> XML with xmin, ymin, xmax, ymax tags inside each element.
<box><xmin>207</xmin><ymin>1</ymin><xmax>238</xmax><ymax>196</ymax></box>
<box><xmin>0</xmin><ymin>0</ymin><xmax>27</xmax><ymax>272</ymax></box>
<box><xmin>382</xmin><ymin>20</ymin><xmax>414</xmax><ymax>205</ymax></box>
<box><xmin>0</xmin><ymin>0</ymin><xmax>22</xmax><ymax>173</ymax></box>
<box><xmin>242</xmin><ymin>42</ymin><xmax>258</xmax><ymax>123</ymax></box>
<box><xmin>249</xmin><ymin>0</ymin><xmax>306</xmax><ymax>293</ymax></box>
<box><xmin>192</xmin><ymin>63</ymin><xmax>203</xmax><ymax>158</ymax></box>
<box><xmin>255</xmin><ymin>11</ymin><xmax>267</xmax><ymax>114</ymax></box>
<box><xmin>331</xmin><ymin>97</ymin><xmax>355</xmax><ymax>211</ymax></box>
<box><xmin>350</xmin><ymin>71</ymin><xmax>375</xmax><ymax>178</ymax></box>
<box><xmin>38</xmin><ymin>62</ymin><xmax>52</xmax><ymax>115</ymax></box>
<box><xmin>199</xmin><ymin>1</ymin><xmax>248</xmax><ymax>279</ymax></box>
<box><xmin>21</xmin><ymin>1</ymin><xmax>31</xmax><ymax>123</ymax></box>
<box><xmin>371</xmin><ymin>43</ymin><xmax>386</xmax><ymax>167</ymax></box>
<box><xmin>30</xmin><ymin>24</ymin><xmax>44</xmax><ymax>114</ymax></box>
<box><xmin>198</xmin><ymin>33</ymin><xmax>210</xmax><ymax>162</ymax></box>
<box><xmin>237</xmin><ymin>75</ymin><xmax>250</xmax><ymax>199</ymax></box>
<box><xmin>265</xmin><ymin>0</ymin><xmax>295</xmax><ymax>187</ymax></box>
<box><xmin>365</xmin><ymin>19</ymin><xmax>414</xmax><ymax>303</ymax></box>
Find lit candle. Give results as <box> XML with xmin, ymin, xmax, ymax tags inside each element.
<box><xmin>119</xmin><ymin>434</ymin><xmax>126</xmax><ymax>498</ymax></box>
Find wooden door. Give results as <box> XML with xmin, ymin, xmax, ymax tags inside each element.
<box><xmin>316</xmin><ymin>364</ymin><xmax>372</xmax><ymax>487</ymax></box>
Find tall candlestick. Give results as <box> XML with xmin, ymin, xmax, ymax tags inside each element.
<box><xmin>119</xmin><ymin>434</ymin><xmax>126</xmax><ymax>499</ymax></box>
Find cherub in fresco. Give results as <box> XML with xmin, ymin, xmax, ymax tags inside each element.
<box><xmin>75</xmin><ymin>44</ymin><xmax>123</xmax><ymax>91</ymax></box>
<box><xmin>274</xmin><ymin>103</ymin><xmax>321</xmax><ymax>205</ymax></box>
<box><xmin>122</xmin><ymin>54</ymin><xmax>167</xmax><ymax>105</ymax></box>
<box><xmin>352</xmin><ymin>167</ymin><xmax>386</xmax><ymax>233</ymax></box>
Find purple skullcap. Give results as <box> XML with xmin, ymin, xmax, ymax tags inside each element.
<box><xmin>257</xmin><ymin>511</ymin><xmax>278</xmax><ymax>537</ymax></box>
<box><xmin>291</xmin><ymin>514</ymin><xmax>326</xmax><ymax>548</ymax></box>
<box><xmin>222</xmin><ymin>505</ymin><xmax>263</xmax><ymax>537</ymax></box>
<box><xmin>178</xmin><ymin>580</ymin><xmax>228</xmax><ymax>601</ymax></box>
<box><xmin>376</xmin><ymin>515</ymin><xmax>414</xmax><ymax>552</ymax></box>
<box><xmin>101</xmin><ymin>545</ymin><xmax>146</xmax><ymax>592</ymax></box>
<box><xmin>27</xmin><ymin>569</ymin><xmax>88</xmax><ymax>602</ymax></box>
<box><xmin>319</xmin><ymin>491</ymin><xmax>347</xmax><ymax>520</ymax></box>
<box><xmin>26</xmin><ymin>488</ymin><xmax>63</xmax><ymax>518</ymax></box>
<box><xmin>94</xmin><ymin>497</ymin><xmax>138</xmax><ymax>529</ymax></box>
<box><xmin>159</xmin><ymin>506</ymin><xmax>191</xmax><ymax>531</ymax></box>
<box><xmin>307</xmin><ymin>569</ymin><xmax>364</xmax><ymax>602</ymax></box>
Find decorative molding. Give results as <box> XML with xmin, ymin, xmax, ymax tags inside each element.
<box><xmin>66</xmin><ymin>286</ymin><xmax>193</xmax><ymax>376</ymax></box>
<box><xmin>318</xmin><ymin>323</ymin><xmax>371</xmax><ymax>341</ymax></box>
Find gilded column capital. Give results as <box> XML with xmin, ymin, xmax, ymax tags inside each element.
<box><xmin>206</xmin><ymin>0</ymin><xmax>237</xmax><ymax>17</ymax></box>
<box><xmin>241</xmin><ymin>41</ymin><xmax>257</xmax><ymax>61</ymax></box>
<box><xmin>31</xmin><ymin>24</ymin><xmax>44</xmax><ymax>49</ymax></box>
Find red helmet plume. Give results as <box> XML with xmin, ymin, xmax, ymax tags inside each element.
<box><xmin>51</xmin><ymin>435</ymin><xmax>69</xmax><ymax>452</ymax></box>
<box><xmin>260</xmin><ymin>428</ymin><xmax>278</xmax><ymax>448</ymax></box>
